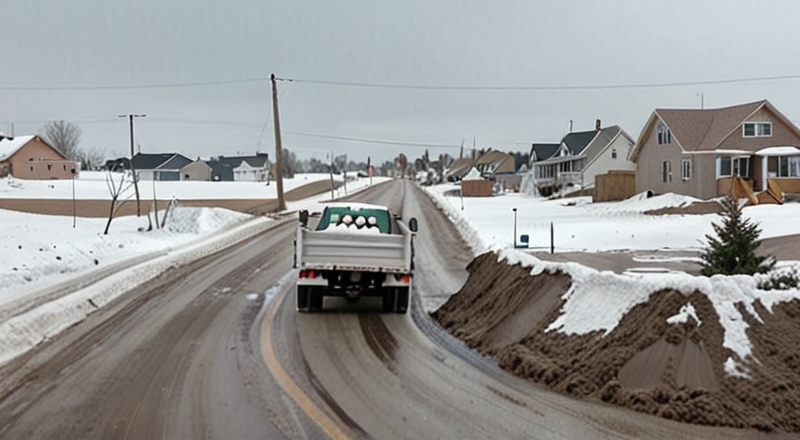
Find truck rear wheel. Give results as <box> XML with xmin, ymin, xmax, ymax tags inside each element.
<box><xmin>395</xmin><ymin>287</ymin><xmax>409</xmax><ymax>314</ymax></box>
<box><xmin>309</xmin><ymin>288</ymin><xmax>324</xmax><ymax>312</ymax></box>
<box><xmin>382</xmin><ymin>290</ymin><xmax>396</xmax><ymax>313</ymax></box>
<box><xmin>297</xmin><ymin>286</ymin><xmax>309</xmax><ymax>311</ymax></box>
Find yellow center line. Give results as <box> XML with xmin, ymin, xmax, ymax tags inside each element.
<box><xmin>260</xmin><ymin>283</ymin><xmax>350</xmax><ymax>440</ymax></box>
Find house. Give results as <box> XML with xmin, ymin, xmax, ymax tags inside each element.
<box><xmin>630</xmin><ymin>100</ymin><xmax>800</xmax><ymax>200</ymax></box>
<box><xmin>132</xmin><ymin>153</ymin><xmax>193</xmax><ymax>181</ymax></box>
<box><xmin>445</xmin><ymin>156</ymin><xmax>476</xmax><ymax>182</ymax></box>
<box><xmin>181</xmin><ymin>158</ymin><xmax>212</xmax><ymax>181</ymax></box>
<box><xmin>0</xmin><ymin>134</ymin><xmax>80</xmax><ymax>180</ymax></box>
<box><xmin>528</xmin><ymin>120</ymin><xmax>636</xmax><ymax>196</ymax></box>
<box><xmin>207</xmin><ymin>153</ymin><xmax>271</xmax><ymax>182</ymax></box>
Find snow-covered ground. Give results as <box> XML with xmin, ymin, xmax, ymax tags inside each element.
<box><xmin>425</xmin><ymin>183</ymin><xmax>800</xmax><ymax>252</ymax></box>
<box><xmin>424</xmin><ymin>183</ymin><xmax>800</xmax><ymax>377</ymax></box>
<box><xmin>0</xmin><ymin>171</ymin><xmax>340</xmax><ymax>200</ymax></box>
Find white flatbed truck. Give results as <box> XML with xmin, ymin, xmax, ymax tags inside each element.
<box><xmin>294</xmin><ymin>203</ymin><xmax>418</xmax><ymax>313</ymax></box>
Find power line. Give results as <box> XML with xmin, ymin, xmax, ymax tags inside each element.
<box><xmin>284</xmin><ymin>130</ymin><xmax>461</xmax><ymax>148</ymax></box>
<box><xmin>0</xmin><ymin>77</ymin><xmax>266</xmax><ymax>91</ymax></box>
<box><xmin>276</xmin><ymin>73</ymin><xmax>800</xmax><ymax>91</ymax></box>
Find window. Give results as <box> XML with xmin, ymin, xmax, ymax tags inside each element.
<box><xmin>63</xmin><ymin>164</ymin><xmax>67</xmax><ymax>171</ymax></box>
<box><xmin>657</xmin><ymin>124</ymin><xmax>671</xmax><ymax>144</ymax></box>
<box><xmin>661</xmin><ymin>160</ymin><xmax>672</xmax><ymax>183</ymax></box>
<box><xmin>30</xmin><ymin>166</ymin><xmax>34</xmax><ymax>172</ymax></box>
<box><xmin>777</xmin><ymin>157</ymin><xmax>800</xmax><ymax>177</ymax></box>
<box><xmin>717</xmin><ymin>156</ymin><xmax>751</xmax><ymax>178</ymax></box>
<box><xmin>47</xmin><ymin>164</ymin><xmax>52</xmax><ymax>171</ymax></box>
<box><xmin>743</xmin><ymin>122</ymin><xmax>772</xmax><ymax>137</ymax></box>
<box><xmin>611</xmin><ymin>148</ymin><xmax>617</xmax><ymax>159</ymax></box>
<box><xmin>681</xmin><ymin>158</ymin><xmax>691</xmax><ymax>181</ymax></box>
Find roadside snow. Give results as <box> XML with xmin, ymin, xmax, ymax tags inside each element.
<box><xmin>666</xmin><ymin>302</ymin><xmax>701</xmax><ymax>326</ymax></box>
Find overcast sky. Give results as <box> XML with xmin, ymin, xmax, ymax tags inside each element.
<box><xmin>3</xmin><ymin>0</ymin><xmax>800</xmax><ymax>165</ymax></box>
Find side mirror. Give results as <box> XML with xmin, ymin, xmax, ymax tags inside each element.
<box><xmin>408</xmin><ymin>217</ymin><xmax>418</xmax><ymax>233</ymax></box>
<box><xmin>299</xmin><ymin>210</ymin><xmax>309</xmax><ymax>226</ymax></box>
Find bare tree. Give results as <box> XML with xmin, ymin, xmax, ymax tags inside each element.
<box><xmin>103</xmin><ymin>170</ymin><xmax>134</xmax><ymax>235</ymax></box>
<box><xmin>75</xmin><ymin>146</ymin><xmax>106</xmax><ymax>170</ymax></box>
<box><xmin>40</xmin><ymin>120</ymin><xmax>83</xmax><ymax>160</ymax></box>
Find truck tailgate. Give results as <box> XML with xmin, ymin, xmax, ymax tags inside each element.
<box><xmin>297</xmin><ymin>228</ymin><xmax>411</xmax><ymax>273</ymax></box>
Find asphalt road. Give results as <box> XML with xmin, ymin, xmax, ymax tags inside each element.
<box><xmin>0</xmin><ymin>179</ymin><xmax>785</xmax><ymax>439</ymax></box>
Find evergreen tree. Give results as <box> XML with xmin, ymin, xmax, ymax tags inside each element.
<box><xmin>700</xmin><ymin>197</ymin><xmax>774</xmax><ymax>276</ymax></box>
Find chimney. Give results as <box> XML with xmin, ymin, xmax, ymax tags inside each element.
<box><xmin>595</xmin><ymin>119</ymin><xmax>601</xmax><ymax>131</ymax></box>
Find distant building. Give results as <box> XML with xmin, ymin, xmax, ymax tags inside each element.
<box><xmin>207</xmin><ymin>153</ymin><xmax>271</xmax><ymax>182</ymax></box>
<box><xmin>0</xmin><ymin>134</ymin><xmax>80</xmax><ymax>180</ymax></box>
<box><xmin>132</xmin><ymin>153</ymin><xmax>193</xmax><ymax>181</ymax></box>
<box><xmin>527</xmin><ymin>121</ymin><xmax>635</xmax><ymax>196</ymax></box>
<box><xmin>181</xmin><ymin>158</ymin><xmax>212</xmax><ymax>181</ymax></box>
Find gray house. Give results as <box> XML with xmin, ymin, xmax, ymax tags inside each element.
<box><xmin>132</xmin><ymin>153</ymin><xmax>193</xmax><ymax>181</ymax></box>
<box><xmin>207</xmin><ymin>153</ymin><xmax>271</xmax><ymax>182</ymax></box>
<box><xmin>526</xmin><ymin>121</ymin><xmax>635</xmax><ymax>196</ymax></box>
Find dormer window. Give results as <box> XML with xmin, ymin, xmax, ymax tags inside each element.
<box><xmin>657</xmin><ymin>124</ymin><xmax>671</xmax><ymax>144</ymax></box>
<box><xmin>743</xmin><ymin>122</ymin><xmax>771</xmax><ymax>137</ymax></box>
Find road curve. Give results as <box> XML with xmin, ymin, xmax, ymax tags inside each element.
<box><xmin>267</xmin><ymin>180</ymin><xmax>774</xmax><ymax>439</ymax></box>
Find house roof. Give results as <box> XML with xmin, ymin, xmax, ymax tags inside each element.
<box><xmin>210</xmin><ymin>153</ymin><xmax>270</xmax><ymax>169</ymax></box>
<box><xmin>445</xmin><ymin>156</ymin><xmax>476</xmax><ymax>178</ymax></box>
<box><xmin>657</xmin><ymin>100</ymin><xmax>765</xmax><ymax>152</ymax></box>
<box><xmin>0</xmin><ymin>135</ymin><xmax>36</xmax><ymax>161</ymax></box>
<box><xmin>475</xmin><ymin>150</ymin><xmax>512</xmax><ymax>166</ymax></box>
<box><xmin>631</xmin><ymin>100</ymin><xmax>800</xmax><ymax>162</ymax></box>
<box><xmin>133</xmin><ymin>153</ymin><xmax>192</xmax><ymax>170</ymax></box>
<box><xmin>562</xmin><ymin>130</ymin><xmax>600</xmax><ymax>155</ymax></box>
<box><xmin>530</xmin><ymin>143</ymin><xmax>560</xmax><ymax>162</ymax></box>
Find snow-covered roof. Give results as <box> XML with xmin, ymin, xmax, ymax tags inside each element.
<box><xmin>462</xmin><ymin>167</ymin><xmax>483</xmax><ymax>181</ymax></box>
<box><xmin>755</xmin><ymin>146</ymin><xmax>800</xmax><ymax>157</ymax></box>
<box><xmin>0</xmin><ymin>135</ymin><xmax>35</xmax><ymax>161</ymax></box>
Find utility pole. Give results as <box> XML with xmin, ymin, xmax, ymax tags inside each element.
<box><xmin>118</xmin><ymin>114</ymin><xmax>145</xmax><ymax>217</ymax></box>
<box><xmin>270</xmin><ymin>74</ymin><xmax>286</xmax><ymax>212</ymax></box>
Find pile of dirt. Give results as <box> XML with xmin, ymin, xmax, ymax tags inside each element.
<box><xmin>645</xmin><ymin>199</ymin><xmax>724</xmax><ymax>216</ymax></box>
<box><xmin>433</xmin><ymin>252</ymin><xmax>800</xmax><ymax>432</ymax></box>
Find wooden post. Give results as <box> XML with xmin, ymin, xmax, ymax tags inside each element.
<box><xmin>550</xmin><ymin>222</ymin><xmax>554</xmax><ymax>254</ymax></box>
<box><xmin>271</xmin><ymin>74</ymin><xmax>286</xmax><ymax>212</ymax></box>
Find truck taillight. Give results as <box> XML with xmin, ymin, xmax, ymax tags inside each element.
<box><xmin>395</xmin><ymin>274</ymin><xmax>411</xmax><ymax>284</ymax></box>
<box><xmin>299</xmin><ymin>270</ymin><xmax>319</xmax><ymax>279</ymax></box>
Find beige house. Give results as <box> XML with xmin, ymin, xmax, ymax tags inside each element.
<box><xmin>181</xmin><ymin>159</ymin><xmax>212</xmax><ymax>181</ymax></box>
<box><xmin>631</xmin><ymin>100</ymin><xmax>800</xmax><ymax>200</ymax></box>
<box><xmin>0</xmin><ymin>135</ymin><xmax>79</xmax><ymax>180</ymax></box>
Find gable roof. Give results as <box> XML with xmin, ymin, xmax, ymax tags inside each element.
<box><xmin>530</xmin><ymin>143</ymin><xmax>560</xmax><ymax>162</ymax></box>
<box><xmin>445</xmin><ymin>156</ymin><xmax>476</xmax><ymax>179</ymax></box>
<box><xmin>475</xmin><ymin>150</ymin><xmax>512</xmax><ymax>166</ymax></box>
<box><xmin>133</xmin><ymin>153</ymin><xmax>192</xmax><ymax>170</ymax></box>
<box><xmin>211</xmin><ymin>153</ymin><xmax>270</xmax><ymax>169</ymax></box>
<box><xmin>631</xmin><ymin>100</ymin><xmax>800</xmax><ymax>161</ymax></box>
<box><xmin>657</xmin><ymin>100</ymin><xmax>764</xmax><ymax>152</ymax></box>
<box><xmin>0</xmin><ymin>135</ymin><xmax>37</xmax><ymax>161</ymax></box>
<box><xmin>562</xmin><ymin>130</ymin><xmax>599</xmax><ymax>155</ymax></box>
<box><xmin>158</xmin><ymin>154</ymin><xmax>193</xmax><ymax>170</ymax></box>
